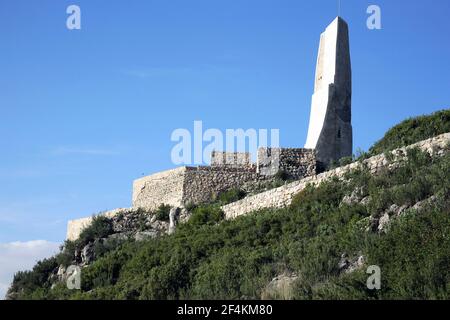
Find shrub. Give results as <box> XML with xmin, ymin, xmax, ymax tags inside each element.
<box><xmin>274</xmin><ymin>170</ymin><xmax>290</xmax><ymax>181</ymax></box>
<box><xmin>78</xmin><ymin>215</ymin><xmax>113</xmax><ymax>245</ymax></box>
<box><xmin>56</xmin><ymin>240</ymin><xmax>77</xmax><ymax>267</ymax></box>
<box><xmin>339</xmin><ymin>156</ymin><xmax>354</xmax><ymax>167</ymax></box>
<box><xmin>369</xmin><ymin>109</ymin><xmax>450</xmax><ymax>155</ymax></box>
<box><xmin>216</xmin><ymin>188</ymin><xmax>247</xmax><ymax>205</ymax></box>
<box><xmin>184</xmin><ymin>202</ymin><xmax>198</xmax><ymax>212</ymax></box>
<box><xmin>155</xmin><ymin>204</ymin><xmax>171</xmax><ymax>221</ymax></box>
<box><xmin>188</xmin><ymin>205</ymin><xmax>224</xmax><ymax>226</ymax></box>
<box><xmin>8</xmin><ymin>114</ymin><xmax>450</xmax><ymax>300</ymax></box>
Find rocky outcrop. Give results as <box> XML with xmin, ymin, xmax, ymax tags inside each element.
<box><xmin>261</xmin><ymin>273</ymin><xmax>299</xmax><ymax>300</ymax></box>
<box><xmin>366</xmin><ymin>196</ymin><xmax>438</xmax><ymax>233</ymax></box>
<box><xmin>338</xmin><ymin>254</ymin><xmax>365</xmax><ymax>274</ymax></box>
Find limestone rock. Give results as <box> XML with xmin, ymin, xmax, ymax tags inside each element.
<box><xmin>338</xmin><ymin>254</ymin><xmax>365</xmax><ymax>273</ymax></box>
<box><xmin>134</xmin><ymin>230</ymin><xmax>158</xmax><ymax>242</ymax></box>
<box><xmin>169</xmin><ymin>207</ymin><xmax>179</xmax><ymax>235</ymax></box>
<box><xmin>81</xmin><ymin>242</ymin><xmax>95</xmax><ymax>265</ymax></box>
<box><xmin>261</xmin><ymin>273</ymin><xmax>299</xmax><ymax>300</ymax></box>
<box><xmin>57</xmin><ymin>265</ymin><xmax>66</xmax><ymax>282</ymax></box>
<box><xmin>377</xmin><ymin>213</ymin><xmax>390</xmax><ymax>232</ymax></box>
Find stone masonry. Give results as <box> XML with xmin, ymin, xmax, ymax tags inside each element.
<box><xmin>257</xmin><ymin>148</ymin><xmax>317</xmax><ymax>179</ymax></box>
<box><xmin>132</xmin><ymin>149</ymin><xmax>317</xmax><ymax>211</ymax></box>
<box><xmin>210</xmin><ymin>151</ymin><xmax>253</xmax><ymax>169</ymax></box>
<box><xmin>67</xmin><ymin>133</ymin><xmax>450</xmax><ymax>241</ymax></box>
<box><xmin>67</xmin><ymin>148</ymin><xmax>318</xmax><ymax>240</ymax></box>
<box><xmin>65</xmin><ymin>17</ymin><xmax>375</xmax><ymax>241</ymax></box>
<box><xmin>222</xmin><ymin>133</ymin><xmax>450</xmax><ymax>219</ymax></box>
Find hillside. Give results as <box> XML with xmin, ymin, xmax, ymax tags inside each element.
<box><xmin>6</xmin><ymin>109</ymin><xmax>450</xmax><ymax>300</ymax></box>
<box><xmin>369</xmin><ymin>109</ymin><xmax>450</xmax><ymax>155</ymax></box>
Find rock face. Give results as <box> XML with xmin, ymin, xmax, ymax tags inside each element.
<box><xmin>305</xmin><ymin>17</ymin><xmax>352</xmax><ymax>167</ymax></box>
<box><xmin>81</xmin><ymin>242</ymin><xmax>95</xmax><ymax>265</ymax></box>
<box><xmin>261</xmin><ymin>273</ymin><xmax>299</xmax><ymax>300</ymax></box>
<box><xmin>338</xmin><ymin>254</ymin><xmax>365</xmax><ymax>274</ymax></box>
<box><xmin>168</xmin><ymin>207</ymin><xmax>179</xmax><ymax>235</ymax></box>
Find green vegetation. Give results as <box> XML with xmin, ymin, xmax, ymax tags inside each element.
<box><xmin>216</xmin><ymin>188</ymin><xmax>247</xmax><ymax>205</ymax></box>
<box><xmin>369</xmin><ymin>109</ymin><xmax>450</xmax><ymax>155</ymax></box>
<box><xmin>8</xmin><ymin>146</ymin><xmax>450</xmax><ymax>300</ymax></box>
<box><xmin>155</xmin><ymin>204</ymin><xmax>171</xmax><ymax>222</ymax></box>
<box><xmin>187</xmin><ymin>205</ymin><xmax>224</xmax><ymax>227</ymax></box>
<box><xmin>79</xmin><ymin>216</ymin><xmax>113</xmax><ymax>244</ymax></box>
<box><xmin>331</xmin><ymin>108</ymin><xmax>450</xmax><ymax>169</ymax></box>
<box><xmin>6</xmin><ymin>110</ymin><xmax>450</xmax><ymax>300</ymax></box>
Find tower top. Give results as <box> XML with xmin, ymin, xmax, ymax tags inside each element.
<box><xmin>304</xmin><ymin>16</ymin><xmax>352</xmax><ymax>166</ymax></box>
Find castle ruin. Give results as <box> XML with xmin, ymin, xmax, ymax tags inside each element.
<box><xmin>67</xmin><ymin>17</ymin><xmax>353</xmax><ymax>240</ymax></box>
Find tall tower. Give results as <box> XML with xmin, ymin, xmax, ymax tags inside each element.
<box><xmin>305</xmin><ymin>17</ymin><xmax>352</xmax><ymax>167</ymax></box>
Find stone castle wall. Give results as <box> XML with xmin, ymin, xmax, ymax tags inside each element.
<box><xmin>132</xmin><ymin>167</ymin><xmax>186</xmax><ymax>210</ymax></box>
<box><xmin>257</xmin><ymin>148</ymin><xmax>317</xmax><ymax>179</ymax></box>
<box><xmin>131</xmin><ymin>165</ymin><xmax>263</xmax><ymax>210</ymax></box>
<box><xmin>131</xmin><ymin>149</ymin><xmax>317</xmax><ymax>211</ymax></box>
<box><xmin>210</xmin><ymin>151</ymin><xmax>253</xmax><ymax>169</ymax></box>
<box><xmin>182</xmin><ymin>166</ymin><xmax>262</xmax><ymax>205</ymax></box>
<box><xmin>222</xmin><ymin>133</ymin><xmax>450</xmax><ymax>219</ymax></box>
<box><xmin>66</xmin><ymin>133</ymin><xmax>450</xmax><ymax>240</ymax></box>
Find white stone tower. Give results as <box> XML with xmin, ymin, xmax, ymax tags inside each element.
<box><xmin>305</xmin><ymin>17</ymin><xmax>352</xmax><ymax>166</ymax></box>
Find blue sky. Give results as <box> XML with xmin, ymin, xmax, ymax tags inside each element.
<box><xmin>0</xmin><ymin>0</ymin><xmax>449</xmax><ymax>246</ymax></box>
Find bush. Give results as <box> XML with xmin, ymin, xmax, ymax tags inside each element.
<box><xmin>188</xmin><ymin>205</ymin><xmax>224</xmax><ymax>226</ymax></box>
<box><xmin>8</xmin><ymin>114</ymin><xmax>450</xmax><ymax>300</ymax></box>
<box><xmin>274</xmin><ymin>170</ymin><xmax>290</xmax><ymax>181</ymax></box>
<box><xmin>184</xmin><ymin>202</ymin><xmax>198</xmax><ymax>212</ymax></box>
<box><xmin>216</xmin><ymin>188</ymin><xmax>247</xmax><ymax>205</ymax></box>
<box><xmin>78</xmin><ymin>215</ymin><xmax>113</xmax><ymax>245</ymax></box>
<box><xmin>369</xmin><ymin>109</ymin><xmax>450</xmax><ymax>155</ymax></box>
<box><xmin>155</xmin><ymin>204</ymin><xmax>171</xmax><ymax>221</ymax></box>
<box><xmin>339</xmin><ymin>156</ymin><xmax>354</xmax><ymax>167</ymax></box>
<box><xmin>56</xmin><ymin>240</ymin><xmax>77</xmax><ymax>267</ymax></box>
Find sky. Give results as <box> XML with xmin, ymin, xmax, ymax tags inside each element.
<box><xmin>0</xmin><ymin>0</ymin><xmax>450</xmax><ymax>297</ymax></box>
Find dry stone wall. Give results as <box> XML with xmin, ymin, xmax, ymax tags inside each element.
<box><xmin>67</xmin><ymin>133</ymin><xmax>449</xmax><ymax>241</ymax></box>
<box><xmin>222</xmin><ymin>133</ymin><xmax>450</xmax><ymax>219</ymax></box>
<box><xmin>182</xmin><ymin>166</ymin><xmax>263</xmax><ymax>205</ymax></box>
<box><xmin>210</xmin><ymin>151</ymin><xmax>253</xmax><ymax>169</ymax></box>
<box><xmin>257</xmin><ymin>148</ymin><xmax>317</xmax><ymax>179</ymax></box>
<box><xmin>132</xmin><ymin>165</ymin><xmax>264</xmax><ymax>210</ymax></box>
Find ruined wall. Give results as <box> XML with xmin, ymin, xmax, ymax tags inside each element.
<box><xmin>222</xmin><ymin>133</ymin><xmax>450</xmax><ymax>219</ymax></box>
<box><xmin>257</xmin><ymin>148</ymin><xmax>317</xmax><ymax>179</ymax></box>
<box><xmin>132</xmin><ymin>165</ymin><xmax>262</xmax><ymax>210</ymax></box>
<box><xmin>130</xmin><ymin>148</ymin><xmax>319</xmax><ymax>211</ymax></box>
<box><xmin>132</xmin><ymin>167</ymin><xmax>186</xmax><ymax>210</ymax></box>
<box><xmin>210</xmin><ymin>151</ymin><xmax>253</xmax><ymax>169</ymax></box>
<box><xmin>66</xmin><ymin>208</ymin><xmax>130</xmax><ymax>241</ymax></box>
<box><xmin>67</xmin><ymin>133</ymin><xmax>450</xmax><ymax>240</ymax></box>
<box><xmin>182</xmin><ymin>166</ymin><xmax>261</xmax><ymax>205</ymax></box>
